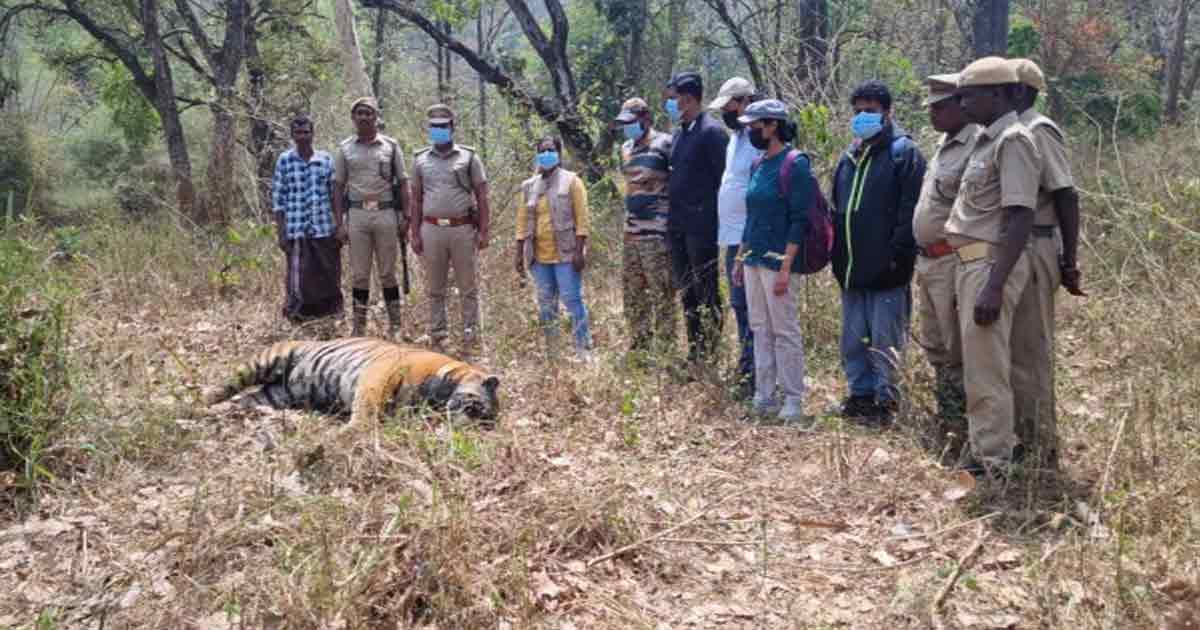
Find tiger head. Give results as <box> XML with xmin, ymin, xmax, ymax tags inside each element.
<box><xmin>415</xmin><ymin>363</ymin><xmax>501</xmax><ymax>423</ymax></box>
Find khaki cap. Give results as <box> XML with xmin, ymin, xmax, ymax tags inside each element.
<box><xmin>924</xmin><ymin>73</ymin><xmax>960</xmax><ymax>106</ymax></box>
<box><xmin>614</xmin><ymin>97</ymin><xmax>649</xmax><ymax>123</ymax></box>
<box><xmin>350</xmin><ymin>96</ymin><xmax>378</xmax><ymax>113</ymax></box>
<box><xmin>708</xmin><ymin>77</ymin><xmax>755</xmax><ymax>110</ymax></box>
<box><xmin>1010</xmin><ymin>58</ymin><xmax>1047</xmax><ymax>91</ymax></box>
<box><xmin>427</xmin><ymin>103</ymin><xmax>455</xmax><ymax>124</ymax></box>
<box><xmin>957</xmin><ymin>56</ymin><xmax>1019</xmax><ymax>88</ymax></box>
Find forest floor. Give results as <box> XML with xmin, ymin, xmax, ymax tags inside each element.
<box><xmin>1</xmin><ymin>208</ymin><xmax>1198</xmax><ymax>630</ymax></box>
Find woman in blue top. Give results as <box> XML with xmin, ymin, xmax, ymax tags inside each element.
<box><xmin>732</xmin><ymin>99</ymin><xmax>813</xmax><ymax>424</ymax></box>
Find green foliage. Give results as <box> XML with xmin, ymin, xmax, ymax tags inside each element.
<box><xmin>210</xmin><ymin>219</ymin><xmax>275</xmax><ymax>293</ymax></box>
<box><xmin>0</xmin><ymin>114</ymin><xmax>34</xmax><ymax>215</ymax></box>
<box><xmin>1008</xmin><ymin>15</ymin><xmax>1040</xmax><ymax>58</ymax></box>
<box><xmin>794</xmin><ymin>103</ymin><xmax>841</xmax><ymax>173</ymax></box>
<box><xmin>0</xmin><ymin>223</ymin><xmax>75</xmax><ymax>488</ymax></box>
<box><xmin>98</xmin><ymin>63</ymin><xmax>159</xmax><ymax>154</ymax></box>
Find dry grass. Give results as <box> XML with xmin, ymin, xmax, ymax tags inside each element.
<box><xmin>1</xmin><ymin>125</ymin><xmax>1199</xmax><ymax>629</ymax></box>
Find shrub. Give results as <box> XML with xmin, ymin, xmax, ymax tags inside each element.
<box><xmin>0</xmin><ymin>223</ymin><xmax>75</xmax><ymax>488</ymax></box>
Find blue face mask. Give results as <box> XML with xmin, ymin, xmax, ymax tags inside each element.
<box><xmin>622</xmin><ymin>122</ymin><xmax>643</xmax><ymax>140</ymax></box>
<box><xmin>429</xmin><ymin>126</ymin><xmax>452</xmax><ymax>145</ymax></box>
<box><xmin>851</xmin><ymin>112</ymin><xmax>884</xmax><ymax>139</ymax></box>
<box><xmin>536</xmin><ymin>150</ymin><xmax>560</xmax><ymax>170</ymax></box>
<box><xmin>665</xmin><ymin>98</ymin><xmax>681</xmax><ymax>123</ymax></box>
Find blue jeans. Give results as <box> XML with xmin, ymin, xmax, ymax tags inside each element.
<box><xmin>840</xmin><ymin>285</ymin><xmax>911</xmax><ymax>403</ymax></box>
<box><xmin>530</xmin><ymin>262</ymin><xmax>592</xmax><ymax>351</ymax></box>
<box><xmin>725</xmin><ymin>245</ymin><xmax>754</xmax><ymax>380</ymax></box>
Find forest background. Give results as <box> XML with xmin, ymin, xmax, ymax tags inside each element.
<box><xmin>1</xmin><ymin>0</ymin><xmax>1200</xmax><ymax>628</ymax></box>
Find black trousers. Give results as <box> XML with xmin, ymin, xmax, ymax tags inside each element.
<box><xmin>669</xmin><ymin>230</ymin><xmax>723</xmax><ymax>362</ymax></box>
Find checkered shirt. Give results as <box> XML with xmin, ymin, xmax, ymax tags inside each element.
<box><xmin>272</xmin><ymin>148</ymin><xmax>336</xmax><ymax>240</ymax></box>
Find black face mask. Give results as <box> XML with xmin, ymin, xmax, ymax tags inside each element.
<box><xmin>722</xmin><ymin>110</ymin><xmax>742</xmax><ymax>130</ymax></box>
<box><xmin>748</xmin><ymin>127</ymin><xmax>769</xmax><ymax>150</ymax></box>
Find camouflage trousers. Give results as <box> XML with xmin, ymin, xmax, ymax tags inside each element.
<box><xmin>623</xmin><ymin>237</ymin><xmax>677</xmax><ymax>360</ymax></box>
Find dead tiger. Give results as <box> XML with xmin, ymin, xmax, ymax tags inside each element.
<box><xmin>202</xmin><ymin>337</ymin><xmax>500</xmax><ymax>425</ymax></box>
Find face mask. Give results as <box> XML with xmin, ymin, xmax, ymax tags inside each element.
<box><xmin>748</xmin><ymin>127</ymin><xmax>769</xmax><ymax>150</ymax></box>
<box><xmin>429</xmin><ymin>126</ymin><xmax>452</xmax><ymax>145</ymax></box>
<box><xmin>622</xmin><ymin>122</ymin><xmax>643</xmax><ymax>141</ymax></box>
<box><xmin>536</xmin><ymin>150</ymin><xmax>560</xmax><ymax>170</ymax></box>
<box><xmin>851</xmin><ymin>112</ymin><xmax>884</xmax><ymax>139</ymax></box>
<box><xmin>722</xmin><ymin>110</ymin><xmax>742</xmax><ymax>130</ymax></box>
<box><xmin>665</xmin><ymin>98</ymin><xmax>681</xmax><ymax>123</ymax></box>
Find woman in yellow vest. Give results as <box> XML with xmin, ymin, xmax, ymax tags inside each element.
<box><xmin>514</xmin><ymin>136</ymin><xmax>593</xmax><ymax>361</ymax></box>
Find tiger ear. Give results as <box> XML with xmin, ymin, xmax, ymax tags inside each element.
<box><xmin>483</xmin><ymin>376</ymin><xmax>499</xmax><ymax>391</ymax></box>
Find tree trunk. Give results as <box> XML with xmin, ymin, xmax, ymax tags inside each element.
<box><xmin>795</xmin><ymin>0</ymin><xmax>829</xmax><ymax>96</ymax></box>
<box><xmin>332</xmin><ymin>0</ymin><xmax>373</xmax><ymax>98</ymax></box>
<box><xmin>972</xmin><ymin>0</ymin><xmax>1009</xmax><ymax>58</ymax></box>
<box><xmin>143</xmin><ymin>0</ymin><xmax>196</xmax><ymax>218</ymax></box>
<box><xmin>477</xmin><ymin>9</ymin><xmax>487</xmax><ymax>156</ymax></box>
<box><xmin>1165</xmin><ymin>0</ymin><xmax>1193</xmax><ymax>122</ymax></box>
<box><xmin>246</xmin><ymin>14</ymin><xmax>275</xmax><ymax>217</ymax></box>
<box><xmin>1184</xmin><ymin>46</ymin><xmax>1200</xmax><ymax>103</ymax></box>
<box><xmin>372</xmin><ymin>6</ymin><xmax>386</xmax><ymax>103</ymax></box>
<box><xmin>625</xmin><ymin>0</ymin><xmax>648</xmax><ymax>89</ymax></box>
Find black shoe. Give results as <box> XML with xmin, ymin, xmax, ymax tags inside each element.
<box><xmin>839</xmin><ymin>395</ymin><xmax>877</xmax><ymax>419</ymax></box>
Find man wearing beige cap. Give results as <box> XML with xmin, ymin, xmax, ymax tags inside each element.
<box><xmin>1008</xmin><ymin>57</ymin><xmax>1083</xmax><ymax>470</ymax></box>
<box><xmin>710</xmin><ymin>77</ymin><xmax>761</xmax><ymax>398</ymax></box>
<box><xmin>945</xmin><ymin>56</ymin><xmax>1042</xmax><ymax>476</ymax></box>
<box><xmin>911</xmin><ymin>73</ymin><xmax>978</xmax><ymax>452</ymax></box>
<box><xmin>411</xmin><ymin>103</ymin><xmax>490</xmax><ymax>354</ymax></box>
<box><xmin>333</xmin><ymin>96</ymin><xmax>410</xmax><ymax>338</ymax></box>
<box><xmin>615</xmin><ymin>97</ymin><xmax>678</xmax><ymax>363</ymax></box>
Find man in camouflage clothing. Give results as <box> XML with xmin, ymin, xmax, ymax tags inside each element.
<box><xmin>615</xmin><ymin>97</ymin><xmax>677</xmax><ymax>362</ymax></box>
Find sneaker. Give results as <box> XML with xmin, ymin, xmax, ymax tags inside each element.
<box><xmin>751</xmin><ymin>393</ymin><xmax>781</xmax><ymax>415</ymax></box>
<box><xmin>572</xmin><ymin>349</ymin><xmax>596</xmax><ymax>364</ymax></box>
<box><xmin>778</xmin><ymin>397</ymin><xmax>816</xmax><ymax>431</ymax></box>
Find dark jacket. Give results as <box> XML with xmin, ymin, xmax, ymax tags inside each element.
<box><xmin>668</xmin><ymin>111</ymin><xmax>729</xmax><ymax>240</ymax></box>
<box><xmin>830</xmin><ymin>124</ymin><xmax>926</xmax><ymax>290</ymax></box>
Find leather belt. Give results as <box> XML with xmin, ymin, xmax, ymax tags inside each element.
<box><xmin>1031</xmin><ymin>224</ymin><xmax>1057</xmax><ymax>238</ymax></box>
<box><xmin>348</xmin><ymin>200</ymin><xmax>396</xmax><ymax>210</ymax></box>
<box><xmin>955</xmin><ymin>241</ymin><xmax>992</xmax><ymax>264</ymax></box>
<box><xmin>423</xmin><ymin>215</ymin><xmax>476</xmax><ymax>227</ymax></box>
<box><xmin>919</xmin><ymin>240</ymin><xmax>955</xmax><ymax>259</ymax></box>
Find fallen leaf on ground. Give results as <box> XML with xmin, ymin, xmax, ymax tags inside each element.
<box><xmin>943</xmin><ymin>470</ymin><xmax>977</xmax><ymax>501</ymax></box>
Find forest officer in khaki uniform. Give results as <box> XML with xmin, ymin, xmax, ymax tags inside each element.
<box><xmin>411</xmin><ymin>104</ymin><xmax>491</xmax><ymax>354</ymax></box>
<box><xmin>945</xmin><ymin>57</ymin><xmax>1042</xmax><ymax>475</ymax></box>
<box><xmin>1009</xmin><ymin>58</ymin><xmax>1085</xmax><ymax>471</ymax></box>
<box><xmin>912</xmin><ymin>73</ymin><xmax>979</xmax><ymax>448</ymax></box>
<box><xmin>333</xmin><ymin>96</ymin><xmax>410</xmax><ymax>338</ymax></box>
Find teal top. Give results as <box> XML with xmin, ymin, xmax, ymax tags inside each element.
<box><xmin>741</xmin><ymin>145</ymin><xmax>812</xmax><ymax>272</ymax></box>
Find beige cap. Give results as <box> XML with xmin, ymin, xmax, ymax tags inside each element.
<box><xmin>350</xmin><ymin>96</ymin><xmax>378</xmax><ymax>114</ymax></box>
<box><xmin>1010</xmin><ymin>58</ymin><xmax>1047</xmax><ymax>91</ymax></box>
<box><xmin>924</xmin><ymin>73</ymin><xmax>960</xmax><ymax>106</ymax></box>
<box><xmin>958</xmin><ymin>56</ymin><xmax>1019</xmax><ymax>88</ymax></box>
<box><xmin>427</xmin><ymin>103</ymin><xmax>455</xmax><ymax>124</ymax></box>
<box><xmin>614</xmin><ymin>97</ymin><xmax>650</xmax><ymax>123</ymax></box>
<box><xmin>708</xmin><ymin>77</ymin><xmax>755</xmax><ymax>110</ymax></box>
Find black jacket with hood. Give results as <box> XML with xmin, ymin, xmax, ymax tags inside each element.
<box><xmin>830</xmin><ymin>124</ymin><xmax>926</xmax><ymax>291</ymax></box>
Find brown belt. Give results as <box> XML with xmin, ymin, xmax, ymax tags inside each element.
<box><xmin>423</xmin><ymin>215</ymin><xmax>476</xmax><ymax>227</ymax></box>
<box><xmin>955</xmin><ymin>241</ymin><xmax>992</xmax><ymax>264</ymax></box>
<box><xmin>919</xmin><ymin>240</ymin><xmax>955</xmax><ymax>259</ymax></box>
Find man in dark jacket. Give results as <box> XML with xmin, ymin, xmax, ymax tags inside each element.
<box><xmin>831</xmin><ymin>80</ymin><xmax>926</xmax><ymax>424</ymax></box>
<box><xmin>666</xmin><ymin>72</ymin><xmax>728</xmax><ymax>368</ymax></box>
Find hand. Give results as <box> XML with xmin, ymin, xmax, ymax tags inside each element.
<box><xmin>335</xmin><ymin>224</ymin><xmax>348</xmax><ymax>246</ymax></box>
<box><xmin>412</xmin><ymin>232</ymin><xmax>424</xmax><ymax>256</ymax></box>
<box><xmin>973</xmin><ymin>284</ymin><xmax>1003</xmax><ymax>326</ymax></box>
<box><xmin>573</xmin><ymin>249</ymin><xmax>587</xmax><ymax>273</ymax></box>
<box><xmin>732</xmin><ymin>261</ymin><xmax>744</xmax><ymax>287</ymax></box>
<box><xmin>277</xmin><ymin>237</ymin><xmax>288</xmax><ymax>253</ymax></box>
<box><xmin>514</xmin><ymin>248</ymin><xmax>525</xmax><ymax>276</ymax></box>
<box><xmin>395</xmin><ymin>214</ymin><xmax>409</xmax><ymax>238</ymax></box>
<box><xmin>476</xmin><ymin>227</ymin><xmax>490</xmax><ymax>250</ymax></box>
<box><xmin>772</xmin><ymin>270</ymin><xmax>790</xmax><ymax>296</ymax></box>
<box><xmin>1061</xmin><ymin>267</ymin><xmax>1087</xmax><ymax>296</ymax></box>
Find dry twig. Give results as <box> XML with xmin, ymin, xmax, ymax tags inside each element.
<box><xmin>586</xmin><ymin>491</ymin><xmax>738</xmax><ymax>567</ymax></box>
<box><xmin>930</xmin><ymin>523</ymin><xmax>989</xmax><ymax>630</ymax></box>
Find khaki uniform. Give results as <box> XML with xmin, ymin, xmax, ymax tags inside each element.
<box><xmin>945</xmin><ymin>111</ymin><xmax>1041</xmax><ymax>465</ymax></box>
<box><xmin>334</xmin><ymin>134</ymin><xmax>407</xmax><ymax>291</ymax></box>
<box><xmin>413</xmin><ymin>144</ymin><xmax>487</xmax><ymax>344</ymax></box>
<box><xmin>912</xmin><ymin>123</ymin><xmax>978</xmax><ymax>425</ymax></box>
<box><xmin>1011</xmin><ymin>108</ymin><xmax>1075</xmax><ymax>466</ymax></box>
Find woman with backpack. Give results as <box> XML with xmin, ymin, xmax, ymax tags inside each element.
<box><xmin>732</xmin><ymin>99</ymin><xmax>814</xmax><ymax>425</ymax></box>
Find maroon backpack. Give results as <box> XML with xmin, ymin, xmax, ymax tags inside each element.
<box><xmin>752</xmin><ymin>149</ymin><xmax>834</xmax><ymax>274</ymax></box>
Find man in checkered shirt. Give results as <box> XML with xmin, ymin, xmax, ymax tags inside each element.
<box><xmin>272</xmin><ymin>115</ymin><xmax>344</xmax><ymax>336</ymax></box>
